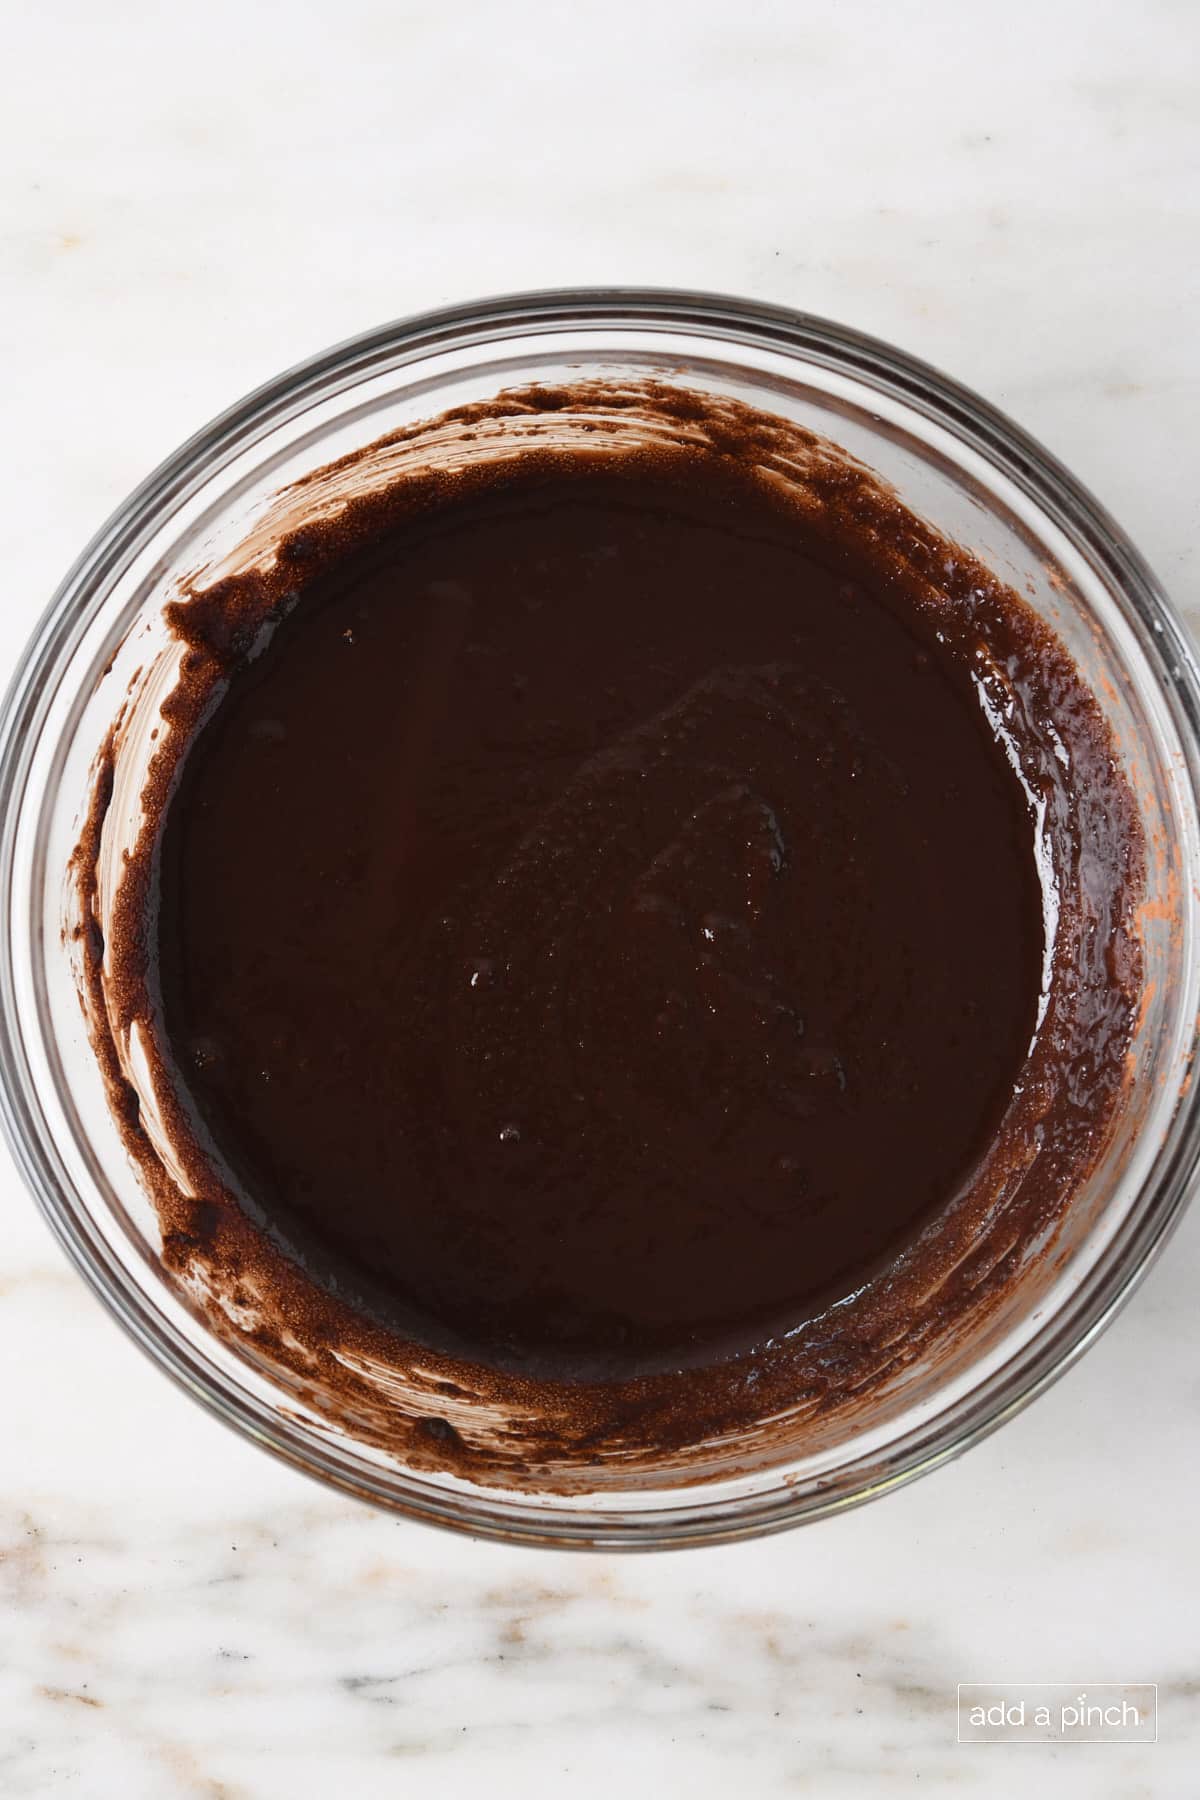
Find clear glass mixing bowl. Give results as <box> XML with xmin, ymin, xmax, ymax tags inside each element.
<box><xmin>2</xmin><ymin>289</ymin><xmax>1198</xmax><ymax>1548</ymax></box>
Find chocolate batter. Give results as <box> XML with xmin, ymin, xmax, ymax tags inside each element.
<box><xmin>79</xmin><ymin>382</ymin><xmax>1144</xmax><ymax>1482</ymax></box>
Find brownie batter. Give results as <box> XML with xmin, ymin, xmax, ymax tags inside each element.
<box><xmin>77</xmin><ymin>382</ymin><xmax>1144</xmax><ymax>1483</ymax></box>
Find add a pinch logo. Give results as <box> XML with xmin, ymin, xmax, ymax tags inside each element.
<box><xmin>957</xmin><ymin>1684</ymin><xmax>1157</xmax><ymax>1743</ymax></box>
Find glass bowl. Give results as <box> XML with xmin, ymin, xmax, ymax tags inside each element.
<box><xmin>2</xmin><ymin>288</ymin><xmax>1198</xmax><ymax>1549</ymax></box>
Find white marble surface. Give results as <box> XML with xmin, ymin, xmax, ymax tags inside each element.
<box><xmin>2</xmin><ymin>0</ymin><xmax>1198</xmax><ymax>1792</ymax></box>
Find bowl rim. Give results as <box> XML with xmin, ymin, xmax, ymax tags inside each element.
<box><xmin>3</xmin><ymin>285</ymin><xmax>1199</xmax><ymax>1550</ymax></box>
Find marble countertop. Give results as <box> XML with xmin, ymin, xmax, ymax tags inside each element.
<box><xmin>2</xmin><ymin>1</ymin><xmax>1198</xmax><ymax>1792</ymax></box>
